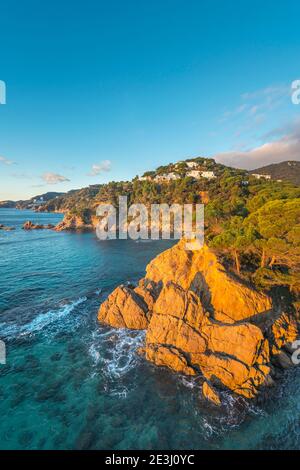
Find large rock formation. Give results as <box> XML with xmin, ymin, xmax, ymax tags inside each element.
<box><xmin>98</xmin><ymin>285</ymin><xmax>149</xmax><ymax>329</ymax></box>
<box><xmin>98</xmin><ymin>240</ymin><xmax>298</xmax><ymax>403</ymax></box>
<box><xmin>54</xmin><ymin>213</ymin><xmax>99</xmax><ymax>231</ymax></box>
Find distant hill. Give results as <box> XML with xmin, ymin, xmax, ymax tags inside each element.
<box><xmin>0</xmin><ymin>200</ymin><xmax>16</xmax><ymax>208</ymax></box>
<box><xmin>16</xmin><ymin>192</ymin><xmax>65</xmax><ymax>209</ymax></box>
<box><xmin>0</xmin><ymin>192</ymin><xmax>65</xmax><ymax>210</ymax></box>
<box><xmin>250</xmin><ymin>161</ymin><xmax>300</xmax><ymax>185</ymax></box>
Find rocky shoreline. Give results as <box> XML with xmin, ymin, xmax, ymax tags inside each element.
<box><xmin>97</xmin><ymin>239</ymin><xmax>299</xmax><ymax>405</ymax></box>
<box><xmin>54</xmin><ymin>213</ymin><xmax>98</xmax><ymax>232</ymax></box>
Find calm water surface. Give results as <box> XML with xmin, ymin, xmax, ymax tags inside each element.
<box><xmin>0</xmin><ymin>209</ymin><xmax>299</xmax><ymax>449</ymax></box>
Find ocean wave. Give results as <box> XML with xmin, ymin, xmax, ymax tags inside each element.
<box><xmin>89</xmin><ymin>328</ymin><xmax>145</xmax><ymax>379</ymax></box>
<box><xmin>0</xmin><ymin>296</ymin><xmax>87</xmax><ymax>340</ymax></box>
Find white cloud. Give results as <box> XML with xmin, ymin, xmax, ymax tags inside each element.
<box><xmin>0</xmin><ymin>155</ymin><xmax>15</xmax><ymax>165</ymax></box>
<box><xmin>88</xmin><ymin>160</ymin><xmax>111</xmax><ymax>176</ymax></box>
<box><xmin>213</xmin><ymin>124</ymin><xmax>300</xmax><ymax>169</ymax></box>
<box><xmin>220</xmin><ymin>84</ymin><xmax>289</xmax><ymax>125</ymax></box>
<box><xmin>41</xmin><ymin>172</ymin><xmax>70</xmax><ymax>184</ymax></box>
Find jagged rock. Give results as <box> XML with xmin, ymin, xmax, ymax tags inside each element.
<box><xmin>98</xmin><ymin>285</ymin><xmax>149</xmax><ymax>329</ymax></box>
<box><xmin>134</xmin><ymin>279</ymin><xmax>158</xmax><ymax>312</ymax></box>
<box><xmin>271</xmin><ymin>312</ymin><xmax>298</xmax><ymax>354</ymax></box>
<box><xmin>263</xmin><ymin>374</ymin><xmax>276</xmax><ymax>387</ymax></box>
<box><xmin>272</xmin><ymin>351</ymin><xmax>294</xmax><ymax>369</ymax></box>
<box><xmin>152</xmin><ymin>282</ymin><xmax>206</xmax><ymax>327</ymax></box>
<box><xmin>202</xmin><ymin>381</ymin><xmax>221</xmax><ymax>405</ymax></box>
<box><xmin>98</xmin><ymin>240</ymin><xmax>298</xmax><ymax>400</ymax></box>
<box><xmin>202</xmin><ymin>322</ymin><xmax>270</xmax><ymax>368</ymax></box>
<box><xmin>145</xmin><ymin>240</ymin><xmax>272</xmax><ymax>323</ymax></box>
<box><xmin>145</xmin><ymin>344</ymin><xmax>196</xmax><ymax>376</ymax></box>
<box><xmin>55</xmin><ymin>214</ymin><xmax>99</xmax><ymax>231</ymax></box>
<box><xmin>192</xmin><ymin>352</ymin><xmax>268</xmax><ymax>398</ymax></box>
<box><xmin>147</xmin><ymin>313</ymin><xmax>207</xmax><ymax>355</ymax></box>
<box><xmin>22</xmin><ymin>221</ymin><xmax>54</xmax><ymax>230</ymax></box>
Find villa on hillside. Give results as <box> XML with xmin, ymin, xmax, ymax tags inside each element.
<box><xmin>186</xmin><ymin>170</ymin><xmax>202</xmax><ymax>179</ymax></box>
<box><xmin>138</xmin><ymin>175</ymin><xmax>153</xmax><ymax>181</ymax></box>
<box><xmin>154</xmin><ymin>172</ymin><xmax>180</xmax><ymax>182</ymax></box>
<box><xmin>186</xmin><ymin>170</ymin><xmax>216</xmax><ymax>180</ymax></box>
<box><xmin>176</xmin><ymin>160</ymin><xmax>198</xmax><ymax>169</ymax></box>
<box><xmin>186</xmin><ymin>161</ymin><xmax>198</xmax><ymax>168</ymax></box>
<box><xmin>252</xmin><ymin>173</ymin><xmax>271</xmax><ymax>180</ymax></box>
<box><xmin>30</xmin><ymin>197</ymin><xmax>46</xmax><ymax>209</ymax></box>
<box><xmin>138</xmin><ymin>168</ymin><xmax>216</xmax><ymax>182</ymax></box>
<box><xmin>201</xmin><ymin>171</ymin><xmax>216</xmax><ymax>179</ymax></box>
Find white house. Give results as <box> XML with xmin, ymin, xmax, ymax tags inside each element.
<box><xmin>176</xmin><ymin>160</ymin><xmax>198</xmax><ymax>169</ymax></box>
<box><xmin>186</xmin><ymin>170</ymin><xmax>202</xmax><ymax>179</ymax></box>
<box><xmin>252</xmin><ymin>173</ymin><xmax>271</xmax><ymax>180</ymax></box>
<box><xmin>154</xmin><ymin>172</ymin><xmax>180</xmax><ymax>182</ymax></box>
<box><xmin>138</xmin><ymin>175</ymin><xmax>152</xmax><ymax>181</ymax></box>
<box><xmin>186</xmin><ymin>161</ymin><xmax>198</xmax><ymax>168</ymax></box>
<box><xmin>201</xmin><ymin>171</ymin><xmax>216</xmax><ymax>179</ymax></box>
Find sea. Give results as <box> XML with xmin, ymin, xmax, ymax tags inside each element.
<box><xmin>0</xmin><ymin>208</ymin><xmax>300</xmax><ymax>450</ymax></box>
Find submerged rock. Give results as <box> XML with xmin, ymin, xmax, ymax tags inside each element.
<box><xmin>98</xmin><ymin>240</ymin><xmax>299</xmax><ymax>401</ymax></box>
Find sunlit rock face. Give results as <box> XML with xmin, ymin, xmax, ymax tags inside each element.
<box><xmin>98</xmin><ymin>240</ymin><xmax>298</xmax><ymax>403</ymax></box>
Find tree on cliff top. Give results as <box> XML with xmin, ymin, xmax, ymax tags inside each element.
<box><xmin>210</xmin><ymin>216</ymin><xmax>257</xmax><ymax>275</ymax></box>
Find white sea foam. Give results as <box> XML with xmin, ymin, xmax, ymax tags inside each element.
<box><xmin>0</xmin><ymin>296</ymin><xmax>87</xmax><ymax>339</ymax></box>
<box><xmin>88</xmin><ymin>343</ymin><xmax>101</xmax><ymax>363</ymax></box>
<box><xmin>179</xmin><ymin>375</ymin><xmax>198</xmax><ymax>389</ymax></box>
<box><xmin>90</xmin><ymin>328</ymin><xmax>145</xmax><ymax>378</ymax></box>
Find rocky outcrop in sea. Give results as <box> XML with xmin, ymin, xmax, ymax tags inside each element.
<box><xmin>0</xmin><ymin>224</ymin><xmax>15</xmax><ymax>231</ymax></box>
<box><xmin>22</xmin><ymin>221</ymin><xmax>55</xmax><ymax>230</ymax></box>
<box><xmin>98</xmin><ymin>239</ymin><xmax>299</xmax><ymax>405</ymax></box>
<box><xmin>54</xmin><ymin>213</ymin><xmax>99</xmax><ymax>231</ymax></box>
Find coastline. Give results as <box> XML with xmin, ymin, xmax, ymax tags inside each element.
<box><xmin>0</xmin><ymin>208</ymin><xmax>300</xmax><ymax>449</ymax></box>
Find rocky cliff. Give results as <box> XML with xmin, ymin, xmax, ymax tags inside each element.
<box><xmin>54</xmin><ymin>213</ymin><xmax>99</xmax><ymax>231</ymax></box>
<box><xmin>98</xmin><ymin>240</ymin><xmax>298</xmax><ymax>404</ymax></box>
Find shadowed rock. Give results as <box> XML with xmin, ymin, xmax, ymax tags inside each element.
<box><xmin>98</xmin><ymin>285</ymin><xmax>149</xmax><ymax>329</ymax></box>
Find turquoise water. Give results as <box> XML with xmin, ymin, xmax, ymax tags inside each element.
<box><xmin>0</xmin><ymin>209</ymin><xmax>300</xmax><ymax>450</ymax></box>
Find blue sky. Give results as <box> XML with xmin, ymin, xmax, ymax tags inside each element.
<box><xmin>0</xmin><ymin>0</ymin><xmax>300</xmax><ymax>200</ymax></box>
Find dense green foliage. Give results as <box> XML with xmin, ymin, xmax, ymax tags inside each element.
<box><xmin>207</xmin><ymin>179</ymin><xmax>300</xmax><ymax>296</ymax></box>
<box><xmin>41</xmin><ymin>158</ymin><xmax>300</xmax><ymax>297</ymax></box>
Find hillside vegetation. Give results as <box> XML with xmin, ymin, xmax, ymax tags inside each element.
<box><xmin>7</xmin><ymin>157</ymin><xmax>300</xmax><ymax>302</ymax></box>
